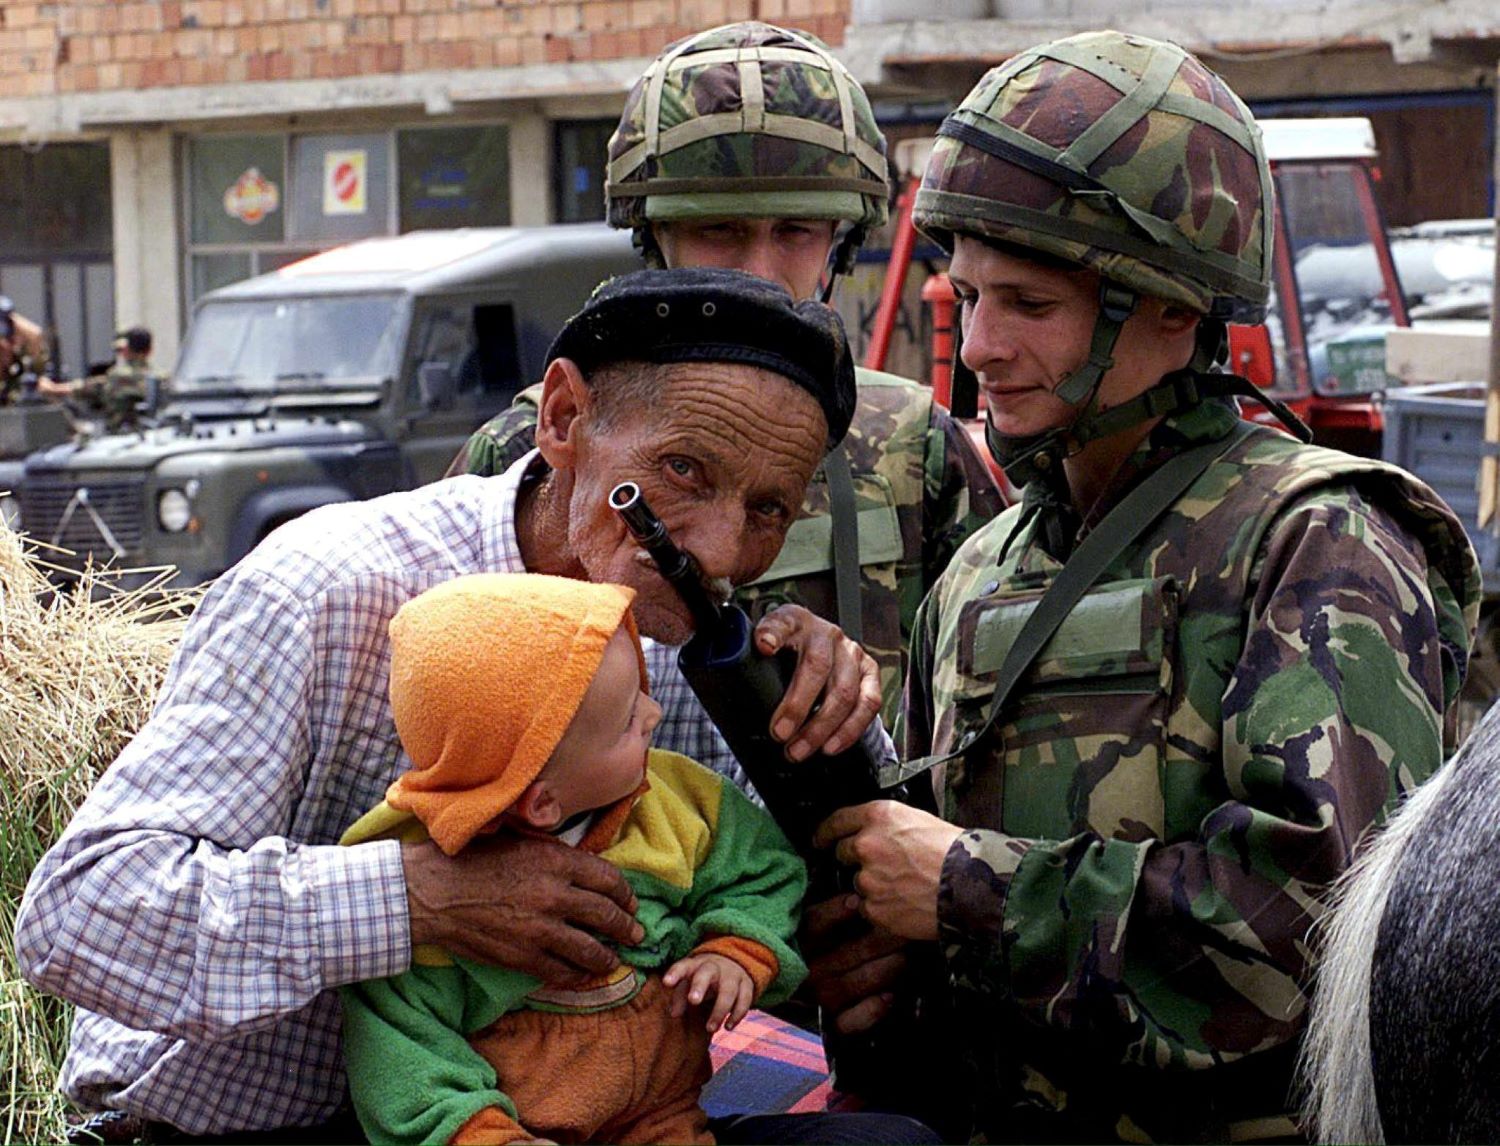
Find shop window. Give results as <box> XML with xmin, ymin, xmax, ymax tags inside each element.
<box><xmin>0</xmin><ymin>142</ymin><xmax>114</xmax><ymax>376</ymax></box>
<box><xmin>189</xmin><ymin>135</ymin><xmax>285</xmax><ymax>245</ymax></box>
<box><xmin>288</xmin><ymin>132</ymin><xmax>392</xmax><ymax>243</ymax></box>
<box><xmin>398</xmin><ymin>126</ymin><xmax>511</xmax><ymax>231</ymax></box>
<box><xmin>553</xmin><ymin>120</ymin><xmax>615</xmax><ymax>223</ymax></box>
<box><xmin>184</xmin><ymin>125</ymin><xmax>512</xmax><ymax>310</ymax></box>
<box><xmin>0</xmin><ymin>143</ymin><xmax>113</xmax><ymax>259</ymax></box>
<box><xmin>191</xmin><ymin>252</ymin><xmax>255</xmax><ymax>301</ymax></box>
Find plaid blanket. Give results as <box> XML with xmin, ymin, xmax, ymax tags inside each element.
<box><xmin>702</xmin><ymin>1009</ymin><xmax>861</xmax><ymax>1118</ymax></box>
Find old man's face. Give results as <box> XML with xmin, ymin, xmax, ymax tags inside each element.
<box><xmin>551</xmin><ymin>360</ymin><xmax>827</xmax><ymax>644</ymax></box>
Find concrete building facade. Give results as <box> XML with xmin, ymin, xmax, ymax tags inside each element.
<box><xmin>0</xmin><ymin>0</ymin><xmax>1495</xmax><ymax>375</ymax></box>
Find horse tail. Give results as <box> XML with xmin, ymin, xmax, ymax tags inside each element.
<box><xmin>1298</xmin><ymin>761</ymin><xmax>1456</xmax><ymax>1145</ymax></box>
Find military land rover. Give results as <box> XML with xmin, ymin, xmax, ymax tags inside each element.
<box><xmin>20</xmin><ymin>224</ymin><xmax>638</xmax><ymax>585</ymax></box>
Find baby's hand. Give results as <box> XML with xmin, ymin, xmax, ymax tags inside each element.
<box><xmin>662</xmin><ymin>952</ymin><xmax>754</xmax><ymax>1032</ymax></box>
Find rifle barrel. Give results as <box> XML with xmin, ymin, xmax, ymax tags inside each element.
<box><xmin>609</xmin><ymin>481</ymin><xmax>723</xmax><ymax>634</ymax></box>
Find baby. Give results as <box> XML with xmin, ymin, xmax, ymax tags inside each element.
<box><xmin>340</xmin><ymin>572</ymin><xmax>807</xmax><ymax>1145</ymax></box>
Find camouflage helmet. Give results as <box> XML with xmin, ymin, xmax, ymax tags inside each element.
<box><xmin>605</xmin><ymin>22</ymin><xmax>890</xmax><ymax>232</ymax></box>
<box><xmin>913</xmin><ymin>30</ymin><xmax>1273</xmax><ymax>322</ymax></box>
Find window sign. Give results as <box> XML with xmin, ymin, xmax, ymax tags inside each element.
<box><xmin>190</xmin><ymin>135</ymin><xmax>285</xmax><ymax>244</ymax></box>
<box><xmin>398</xmin><ymin>126</ymin><xmax>511</xmax><ymax>231</ymax></box>
<box><xmin>323</xmin><ymin>149</ymin><xmax>369</xmax><ymax>216</ymax></box>
<box><xmin>289</xmin><ymin>132</ymin><xmax>389</xmax><ymax>242</ymax></box>
<box><xmin>223</xmin><ymin>168</ymin><xmax>280</xmax><ymax>225</ymax></box>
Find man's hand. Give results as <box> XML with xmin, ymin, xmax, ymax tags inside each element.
<box><xmin>814</xmin><ymin>802</ymin><xmax>962</xmax><ymax>942</ymax></box>
<box><xmin>402</xmin><ymin>834</ymin><xmax>643</xmax><ymax>986</ymax></box>
<box><xmin>753</xmin><ymin>604</ymin><xmax>881</xmax><ymax>762</ymax></box>
<box><xmin>800</xmin><ymin>892</ymin><xmax>911</xmax><ymax>1035</ymax></box>
<box><xmin>663</xmin><ymin>952</ymin><xmax>755</xmax><ymax>1032</ymax></box>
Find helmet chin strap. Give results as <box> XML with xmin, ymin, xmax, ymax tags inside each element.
<box><xmin>820</xmin><ymin>225</ymin><xmax>866</xmax><ymax>304</ymax></box>
<box><xmin>985</xmin><ymin>281</ymin><xmax>1138</xmax><ymax>489</ymax></box>
<box><xmin>987</xmin><ymin>304</ymin><xmax>1314</xmax><ymax>551</ymax></box>
<box><xmin>635</xmin><ymin>225</ymin><xmax>667</xmax><ymax>270</ymax></box>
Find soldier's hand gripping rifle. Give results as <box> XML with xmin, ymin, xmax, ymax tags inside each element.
<box><xmin>610</xmin><ymin>480</ymin><xmax>895</xmax><ymax>888</ymax></box>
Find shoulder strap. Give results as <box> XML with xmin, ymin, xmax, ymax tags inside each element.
<box><xmin>879</xmin><ymin>419</ymin><xmax>1255</xmax><ymax>792</ymax></box>
<box><xmin>824</xmin><ymin>442</ymin><xmax>864</xmax><ymax>644</ymax></box>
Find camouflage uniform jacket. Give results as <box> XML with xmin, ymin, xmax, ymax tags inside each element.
<box><xmin>898</xmin><ymin>399</ymin><xmax>1479</xmax><ymax>1144</ymax></box>
<box><xmin>448</xmin><ymin>368</ymin><xmax>1005</xmax><ymax>724</ymax></box>
<box><xmin>80</xmin><ymin>362</ymin><xmax>156</xmax><ymax>431</ymax></box>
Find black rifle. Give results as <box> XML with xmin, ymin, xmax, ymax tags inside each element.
<box><xmin>609</xmin><ymin>480</ymin><xmax>893</xmax><ymax>885</ymax></box>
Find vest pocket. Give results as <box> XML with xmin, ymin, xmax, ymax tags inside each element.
<box><xmin>947</xmin><ymin>577</ymin><xmax>1178</xmax><ymax>841</ymax></box>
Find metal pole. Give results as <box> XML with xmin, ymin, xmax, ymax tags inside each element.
<box><xmin>863</xmin><ymin>175</ymin><xmax>919</xmax><ymax>373</ymax></box>
<box><xmin>1482</xmin><ymin>64</ymin><xmax>1500</xmax><ymax>528</ymax></box>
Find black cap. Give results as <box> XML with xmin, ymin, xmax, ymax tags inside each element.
<box><xmin>118</xmin><ymin>326</ymin><xmax>152</xmax><ymax>353</ymax></box>
<box><xmin>545</xmin><ymin>267</ymin><xmax>857</xmax><ymax>447</ymax></box>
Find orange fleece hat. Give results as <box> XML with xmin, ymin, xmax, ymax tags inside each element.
<box><xmin>384</xmin><ymin>572</ymin><xmax>648</xmax><ymax>855</ymax></box>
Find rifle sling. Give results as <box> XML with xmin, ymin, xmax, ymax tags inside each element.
<box><xmin>825</xmin><ymin>442</ymin><xmax>864</xmax><ymax>644</ymax></box>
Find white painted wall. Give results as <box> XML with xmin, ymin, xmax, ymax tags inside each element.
<box><xmin>110</xmin><ymin>131</ymin><xmax>184</xmax><ymax>368</ymax></box>
<box><xmin>508</xmin><ymin>111</ymin><xmax>553</xmax><ymax>226</ymax></box>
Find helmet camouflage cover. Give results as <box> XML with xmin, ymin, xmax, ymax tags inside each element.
<box><xmin>606</xmin><ymin>21</ymin><xmax>890</xmax><ymax>231</ymax></box>
<box><xmin>914</xmin><ymin>30</ymin><xmax>1273</xmax><ymax>322</ymax></box>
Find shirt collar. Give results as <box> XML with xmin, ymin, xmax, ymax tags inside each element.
<box><xmin>481</xmin><ymin>448</ymin><xmax>550</xmax><ymax>576</ymax></box>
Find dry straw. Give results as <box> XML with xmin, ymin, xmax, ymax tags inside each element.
<box><xmin>0</xmin><ymin>529</ymin><xmax>200</xmax><ymax>1145</ymax></box>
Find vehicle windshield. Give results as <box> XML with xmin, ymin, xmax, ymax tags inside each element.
<box><xmin>174</xmin><ymin>294</ymin><xmax>404</xmax><ymax>394</ymax></box>
<box><xmin>1278</xmin><ymin>163</ymin><xmax>1400</xmax><ymax>352</ymax></box>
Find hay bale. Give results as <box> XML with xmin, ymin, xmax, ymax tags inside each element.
<box><xmin>0</xmin><ymin>528</ymin><xmax>202</xmax><ymax>1144</ymax></box>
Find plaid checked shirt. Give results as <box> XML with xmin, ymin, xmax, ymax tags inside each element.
<box><xmin>15</xmin><ymin>456</ymin><xmax>763</xmax><ymax>1134</ymax></box>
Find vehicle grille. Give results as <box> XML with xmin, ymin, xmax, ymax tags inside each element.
<box><xmin>20</xmin><ymin>477</ymin><xmax>147</xmax><ymax>561</ymax></box>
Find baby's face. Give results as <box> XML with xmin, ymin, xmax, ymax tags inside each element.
<box><xmin>546</xmin><ymin>626</ymin><xmax>661</xmax><ymax>818</ymax></box>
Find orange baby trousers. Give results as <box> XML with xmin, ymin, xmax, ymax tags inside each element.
<box><xmin>454</xmin><ymin>974</ymin><xmax>715</xmax><ymax>1145</ymax></box>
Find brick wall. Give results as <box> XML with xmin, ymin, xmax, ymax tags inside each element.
<box><xmin>0</xmin><ymin>0</ymin><xmax>850</xmax><ymax>101</ymax></box>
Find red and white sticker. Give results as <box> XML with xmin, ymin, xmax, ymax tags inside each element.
<box><xmin>323</xmin><ymin>149</ymin><xmax>367</xmax><ymax>216</ymax></box>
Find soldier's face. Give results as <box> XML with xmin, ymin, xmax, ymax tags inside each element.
<box><xmin>540</xmin><ymin>361</ymin><xmax>826</xmax><ymax>645</ymax></box>
<box><xmin>653</xmin><ymin>218</ymin><xmax>838</xmax><ymax>302</ymax></box>
<box><xmin>950</xmin><ymin>235</ymin><xmax>1198</xmax><ymax>440</ymax></box>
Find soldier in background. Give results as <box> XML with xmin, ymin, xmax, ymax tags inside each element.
<box><xmin>448</xmin><ymin>21</ymin><xmax>1004</xmax><ymax>730</ymax></box>
<box><xmin>0</xmin><ymin>296</ymin><xmax>52</xmax><ymax>403</ymax></box>
<box><xmin>811</xmin><ymin>30</ymin><xmax>1480</xmax><ymax>1143</ymax></box>
<box><xmin>40</xmin><ymin>326</ymin><xmax>160</xmax><ymax>431</ymax></box>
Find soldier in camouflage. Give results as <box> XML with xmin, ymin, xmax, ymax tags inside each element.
<box><xmin>38</xmin><ymin>326</ymin><xmax>160</xmax><ymax>431</ymax></box>
<box><xmin>813</xmin><ymin>31</ymin><xmax>1480</xmax><ymax>1143</ymax></box>
<box><xmin>446</xmin><ymin>21</ymin><xmax>1004</xmax><ymax>727</ymax></box>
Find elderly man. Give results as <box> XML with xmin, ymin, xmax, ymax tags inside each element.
<box><xmin>16</xmin><ymin>269</ymin><xmax>893</xmax><ymax>1141</ymax></box>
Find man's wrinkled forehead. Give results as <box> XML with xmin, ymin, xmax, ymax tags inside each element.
<box><xmin>637</xmin><ymin>361</ymin><xmax>828</xmax><ymax>470</ymax></box>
